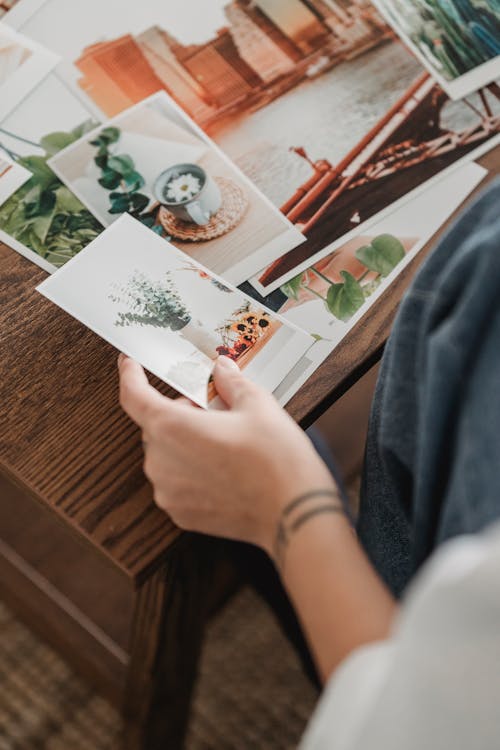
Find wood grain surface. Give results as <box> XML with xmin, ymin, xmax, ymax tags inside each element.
<box><xmin>0</xmin><ymin>149</ymin><xmax>498</xmax><ymax>581</ymax></box>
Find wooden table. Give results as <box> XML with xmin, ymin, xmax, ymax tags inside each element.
<box><xmin>0</xmin><ymin>149</ymin><xmax>497</xmax><ymax>749</ymax></box>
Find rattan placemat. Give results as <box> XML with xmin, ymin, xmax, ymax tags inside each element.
<box><xmin>158</xmin><ymin>177</ymin><xmax>248</xmax><ymax>241</ymax></box>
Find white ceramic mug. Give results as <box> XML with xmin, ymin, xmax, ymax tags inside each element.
<box><xmin>154</xmin><ymin>163</ymin><xmax>221</xmax><ymax>226</ymax></box>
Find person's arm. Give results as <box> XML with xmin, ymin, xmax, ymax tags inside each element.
<box><xmin>118</xmin><ymin>354</ymin><xmax>397</xmax><ymax>681</ymax></box>
<box><xmin>278</xmin><ymin>498</ymin><xmax>396</xmax><ymax>680</ymax></box>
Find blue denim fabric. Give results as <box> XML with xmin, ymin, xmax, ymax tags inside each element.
<box><xmin>357</xmin><ymin>178</ymin><xmax>500</xmax><ymax>596</ymax></box>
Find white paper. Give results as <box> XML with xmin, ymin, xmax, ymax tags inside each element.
<box><xmin>372</xmin><ymin>0</ymin><xmax>500</xmax><ymax>100</ymax></box>
<box><xmin>272</xmin><ymin>161</ymin><xmax>487</xmax><ymax>405</ymax></box>
<box><xmin>47</xmin><ymin>91</ymin><xmax>305</xmax><ymax>285</ymax></box>
<box><xmin>37</xmin><ymin>214</ymin><xmax>313</xmax><ymax>409</ymax></box>
<box><xmin>0</xmin><ymin>20</ymin><xmax>59</xmax><ymax>120</ymax></box>
<box><xmin>6</xmin><ymin>0</ymin><xmax>499</xmax><ymax>290</ymax></box>
<box><xmin>0</xmin><ymin>148</ymin><xmax>30</xmax><ymax>204</ymax></box>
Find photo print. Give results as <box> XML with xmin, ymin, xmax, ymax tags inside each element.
<box><xmin>47</xmin><ymin>91</ymin><xmax>305</xmax><ymax>285</ymax></box>
<box><xmin>0</xmin><ymin>74</ymin><xmax>101</xmax><ymax>271</ymax></box>
<box><xmin>6</xmin><ymin>0</ymin><xmax>499</xmax><ymax>292</ymax></box>
<box><xmin>372</xmin><ymin>0</ymin><xmax>500</xmax><ymax>100</ymax></box>
<box><xmin>0</xmin><ymin>147</ymin><xmax>31</xmax><ymax>204</ymax></box>
<box><xmin>37</xmin><ymin>214</ymin><xmax>313</xmax><ymax>408</ymax></box>
<box><xmin>0</xmin><ymin>20</ymin><xmax>58</xmax><ymax>120</ymax></box>
<box><xmin>248</xmin><ymin>161</ymin><xmax>487</xmax><ymax>405</ymax></box>
<box><xmin>0</xmin><ymin>1</ymin><xmax>19</xmax><ymax>19</ymax></box>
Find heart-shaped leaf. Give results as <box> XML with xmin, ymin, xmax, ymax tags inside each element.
<box><xmin>98</xmin><ymin>169</ymin><xmax>121</xmax><ymax>190</ymax></box>
<box><xmin>40</xmin><ymin>131</ymin><xmax>77</xmax><ymax>156</ymax></box>
<box><xmin>355</xmin><ymin>234</ymin><xmax>405</xmax><ymax>276</ymax></box>
<box><xmin>98</xmin><ymin>126</ymin><xmax>120</xmax><ymax>144</ymax></box>
<box><xmin>326</xmin><ymin>271</ymin><xmax>365</xmax><ymax>321</ymax></box>
<box><xmin>108</xmin><ymin>154</ymin><xmax>135</xmax><ymax>174</ymax></box>
<box><xmin>130</xmin><ymin>193</ymin><xmax>150</xmax><ymax>213</ymax></box>
<box><xmin>123</xmin><ymin>170</ymin><xmax>145</xmax><ymax>191</ymax></box>
<box><xmin>108</xmin><ymin>194</ymin><xmax>131</xmax><ymax>214</ymax></box>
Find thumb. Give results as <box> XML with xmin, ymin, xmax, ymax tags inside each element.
<box><xmin>213</xmin><ymin>356</ymin><xmax>255</xmax><ymax>409</ymax></box>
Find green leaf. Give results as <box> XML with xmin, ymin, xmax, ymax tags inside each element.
<box><xmin>18</xmin><ymin>156</ymin><xmax>57</xmax><ymax>190</ymax></box>
<box><xmin>53</xmin><ymin>185</ymin><xmax>86</xmax><ymax>214</ymax></box>
<box><xmin>25</xmin><ymin>188</ymin><xmax>56</xmax><ymax>218</ymax></box>
<box><xmin>326</xmin><ymin>271</ymin><xmax>365</xmax><ymax>322</ymax></box>
<box><xmin>98</xmin><ymin>126</ymin><xmax>120</xmax><ymax>144</ymax></box>
<box><xmin>39</xmin><ymin>131</ymin><xmax>76</xmax><ymax>156</ymax></box>
<box><xmin>29</xmin><ymin>205</ymin><xmax>57</xmax><ymax>244</ymax></box>
<box><xmin>45</xmin><ymin>246</ymin><xmax>78</xmax><ymax>266</ymax></box>
<box><xmin>94</xmin><ymin>152</ymin><xmax>108</xmax><ymax>169</ymax></box>
<box><xmin>109</xmin><ymin>194</ymin><xmax>131</xmax><ymax>214</ymax></box>
<box><xmin>280</xmin><ymin>273</ymin><xmax>304</xmax><ymax>301</ymax></box>
<box><xmin>129</xmin><ymin>192</ymin><xmax>149</xmax><ymax>212</ymax></box>
<box><xmin>107</xmin><ymin>154</ymin><xmax>135</xmax><ymax>174</ymax></box>
<box><xmin>98</xmin><ymin>169</ymin><xmax>121</xmax><ymax>189</ymax></box>
<box><xmin>122</xmin><ymin>169</ymin><xmax>145</xmax><ymax>191</ymax></box>
<box><xmin>355</xmin><ymin>234</ymin><xmax>405</xmax><ymax>277</ymax></box>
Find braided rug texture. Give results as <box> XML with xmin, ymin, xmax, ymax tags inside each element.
<box><xmin>0</xmin><ymin>587</ymin><xmax>317</xmax><ymax>749</ymax></box>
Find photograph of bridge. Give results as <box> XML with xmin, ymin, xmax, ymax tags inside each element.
<box><xmin>253</xmin><ymin>74</ymin><xmax>500</xmax><ymax>289</ymax></box>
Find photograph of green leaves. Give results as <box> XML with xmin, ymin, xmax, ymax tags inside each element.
<box><xmin>374</xmin><ymin>0</ymin><xmax>500</xmax><ymax>98</ymax></box>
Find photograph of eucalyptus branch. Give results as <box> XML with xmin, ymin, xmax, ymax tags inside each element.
<box><xmin>37</xmin><ymin>214</ymin><xmax>313</xmax><ymax>408</ymax></box>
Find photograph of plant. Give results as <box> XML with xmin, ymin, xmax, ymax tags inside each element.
<box><xmin>374</xmin><ymin>0</ymin><xmax>500</xmax><ymax>95</ymax></box>
<box><xmin>242</xmin><ymin>164</ymin><xmax>485</xmax><ymax>358</ymax></box>
<box><xmin>281</xmin><ymin>234</ymin><xmax>406</xmax><ymax>322</ymax></box>
<box><xmin>0</xmin><ymin>121</ymin><xmax>102</xmax><ymax>266</ymax></box>
<box><xmin>88</xmin><ymin>125</ymin><xmax>164</xmax><ymax>235</ymax></box>
<box><xmin>37</xmin><ymin>214</ymin><xmax>312</xmax><ymax>408</ymax></box>
<box><xmin>110</xmin><ymin>269</ymin><xmax>276</xmax><ymax>366</ymax></box>
<box><xmin>47</xmin><ymin>92</ymin><xmax>304</xmax><ymax>285</ymax></box>
<box><xmin>7</xmin><ymin>0</ymin><xmax>499</xmax><ymax>288</ymax></box>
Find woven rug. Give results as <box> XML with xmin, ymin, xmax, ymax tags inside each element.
<box><xmin>0</xmin><ymin>587</ymin><xmax>318</xmax><ymax>749</ymax></box>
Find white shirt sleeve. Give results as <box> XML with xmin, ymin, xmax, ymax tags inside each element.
<box><xmin>300</xmin><ymin>522</ymin><xmax>500</xmax><ymax>750</ymax></box>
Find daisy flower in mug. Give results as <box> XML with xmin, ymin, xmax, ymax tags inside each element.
<box><xmin>166</xmin><ymin>173</ymin><xmax>202</xmax><ymax>203</ymax></box>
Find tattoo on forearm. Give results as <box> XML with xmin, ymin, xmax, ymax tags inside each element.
<box><xmin>274</xmin><ymin>489</ymin><xmax>347</xmax><ymax>571</ymax></box>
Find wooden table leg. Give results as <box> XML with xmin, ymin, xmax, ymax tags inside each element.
<box><xmin>123</xmin><ymin>535</ymin><xmax>213</xmax><ymax>750</ymax></box>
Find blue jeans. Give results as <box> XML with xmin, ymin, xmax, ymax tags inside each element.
<box><xmin>358</xmin><ymin>178</ymin><xmax>500</xmax><ymax>595</ymax></box>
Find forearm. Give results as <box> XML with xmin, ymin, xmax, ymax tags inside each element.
<box><xmin>118</xmin><ymin>357</ymin><xmax>397</xmax><ymax>682</ymax></box>
<box><xmin>277</xmin><ymin>489</ymin><xmax>397</xmax><ymax>683</ymax></box>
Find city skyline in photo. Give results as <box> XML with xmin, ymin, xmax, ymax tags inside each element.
<box><xmin>69</xmin><ymin>0</ymin><xmax>388</xmax><ymax>124</ymax></box>
<box><xmin>14</xmin><ymin>0</ymin><xmax>326</xmax><ymax>52</ymax></box>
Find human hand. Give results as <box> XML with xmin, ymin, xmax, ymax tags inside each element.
<box><xmin>118</xmin><ymin>355</ymin><xmax>336</xmax><ymax>556</ymax></box>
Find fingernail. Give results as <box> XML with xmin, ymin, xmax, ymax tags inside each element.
<box><xmin>117</xmin><ymin>353</ymin><xmax>125</xmax><ymax>368</ymax></box>
<box><xmin>217</xmin><ymin>355</ymin><xmax>240</xmax><ymax>371</ymax></box>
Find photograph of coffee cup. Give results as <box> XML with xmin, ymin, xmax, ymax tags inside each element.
<box><xmin>46</xmin><ymin>92</ymin><xmax>306</xmax><ymax>285</ymax></box>
<box><xmin>154</xmin><ymin>163</ymin><xmax>222</xmax><ymax>226</ymax></box>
